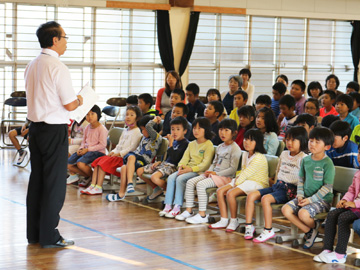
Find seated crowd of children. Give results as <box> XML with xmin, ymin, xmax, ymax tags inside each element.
<box><xmin>11</xmin><ymin>71</ymin><xmax>360</xmax><ymax>265</ymax></box>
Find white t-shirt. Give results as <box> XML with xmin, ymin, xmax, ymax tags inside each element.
<box><xmin>25</xmin><ymin>48</ymin><xmax>77</xmax><ymax>124</ymax></box>
<box><xmin>276</xmin><ymin>150</ymin><xmax>307</xmax><ymax>185</ymax></box>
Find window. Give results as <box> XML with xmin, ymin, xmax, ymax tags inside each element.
<box><xmin>0</xmin><ymin>3</ymin><xmax>163</xmax><ymax>111</ymax></box>
<box><xmin>189</xmin><ymin>13</ymin><xmax>353</xmax><ymax>98</ymax></box>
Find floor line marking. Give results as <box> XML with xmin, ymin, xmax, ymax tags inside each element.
<box><xmin>0</xmin><ymin>195</ymin><xmax>204</xmax><ymax>270</ymax></box>
<box><xmin>113</xmin><ymin>225</ymin><xmax>204</xmax><ymax>237</ymax></box>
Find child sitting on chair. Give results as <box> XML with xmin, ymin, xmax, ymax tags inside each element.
<box><xmin>138</xmin><ymin>116</ymin><xmax>189</xmax><ymax>200</ymax></box>
<box><xmin>282</xmin><ymin>127</ymin><xmax>335</xmax><ymax>249</ymax></box>
<box><xmin>244</xmin><ymin>126</ymin><xmax>308</xmax><ymax>242</ymax></box>
<box><xmin>67</xmin><ymin>105</ymin><xmax>108</xmax><ymax>187</ymax></box>
<box><xmin>80</xmin><ymin>106</ymin><xmax>142</xmax><ymax>195</ymax></box>
<box><xmin>106</xmin><ymin>115</ymin><xmax>163</xmax><ymax>202</ymax></box>
<box><xmin>8</xmin><ymin>119</ymin><xmax>30</xmax><ymax>165</ymax></box>
<box><xmin>314</xmin><ymin>144</ymin><xmax>360</xmax><ymax>264</ymax></box>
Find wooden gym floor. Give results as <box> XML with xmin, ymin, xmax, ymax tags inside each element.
<box><xmin>1</xmin><ymin>148</ymin><xmax>360</xmax><ymax>270</ymax></box>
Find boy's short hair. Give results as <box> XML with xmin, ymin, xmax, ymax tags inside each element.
<box><xmin>138</xmin><ymin>115</ymin><xmax>153</xmax><ymax>128</ymax></box>
<box><xmin>323</xmin><ymin>90</ymin><xmax>336</xmax><ymax>101</ymax></box>
<box><xmin>228</xmin><ymin>75</ymin><xmax>243</xmax><ymax>88</ymax></box>
<box><xmin>279</xmin><ymin>94</ymin><xmax>296</xmax><ymax>109</ymax></box>
<box><xmin>294</xmin><ymin>113</ymin><xmax>316</xmax><ymax>128</ymax></box>
<box><xmin>276</xmin><ymin>74</ymin><xmax>288</xmax><ymax>84</ymax></box>
<box><xmin>272</xmin><ymin>82</ymin><xmax>287</xmax><ymax>95</ymax></box>
<box><xmin>239</xmin><ymin>68</ymin><xmax>252</xmax><ymax>79</ymax></box>
<box><xmin>209</xmin><ymin>100</ymin><xmax>224</xmax><ymax>118</ymax></box>
<box><xmin>321</xmin><ymin>115</ymin><xmax>340</xmax><ymax>128</ymax></box>
<box><xmin>139</xmin><ymin>93</ymin><xmax>153</xmax><ymax>107</ymax></box>
<box><xmin>349</xmin><ymin>92</ymin><xmax>360</xmax><ymax>105</ymax></box>
<box><xmin>309</xmin><ymin>127</ymin><xmax>334</xmax><ymax>147</ymax></box>
<box><xmin>170</xmin><ymin>116</ymin><xmax>188</xmax><ymax>131</ymax></box>
<box><xmin>185</xmin><ymin>83</ymin><xmax>200</xmax><ymax>96</ymax></box>
<box><xmin>171</xmin><ymin>88</ymin><xmax>185</xmax><ymax>100</ymax></box>
<box><xmin>326</xmin><ymin>74</ymin><xmax>340</xmax><ymax>90</ymax></box>
<box><xmin>291</xmin><ymin>80</ymin><xmax>306</xmax><ymax>92</ymax></box>
<box><xmin>307</xmin><ymin>81</ymin><xmax>323</xmax><ymax>97</ymax></box>
<box><xmin>90</xmin><ymin>105</ymin><xmax>102</xmax><ymax>121</ymax></box>
<box><xmin>285</xmin><ymin>126</ymin><xmax>308</xmax><ymax>152</ymax></box>
<box><xmin>335</xmin><ymin>94</ymin><xmax>353</xmax><ymax>112</ymax></box>
<box><xmin>255</xmin><ymin>95</ymin><xmax>272</xmax><ymax>106</ymax></box>
<box><xmin>347</xmin><ymin>81</ymin><xmax>360</xmax><ymax>92</ymax></box>
<box><xmin>174</xmin><ymin>102</ymin><xmax>189</xmax><ymax>115</ymax></box>
<box><xmin>329</xmin><ymin>120</ymin><xmax>352</xmax><ymax>139</ymax></box>
<box><xmin>218</xmin><ymin>118</ymin><xmax>238</xmax><ymax>133</ymax></box>
<box><xmin>206</xmin><ymin>88</ymin><xmax>221</xmax><ymax>101</ymax></box>
<box><xmin>234</xmin><ymin>90</ymin><xmax>248</xmax><ymax>101</ymax></box>
<box><xmin>126</xmin><ymin>95</ymin><xmax>138</xmax><ymax>105</ymax></box>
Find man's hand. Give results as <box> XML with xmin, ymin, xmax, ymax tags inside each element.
<box><xmin>77</xmin><ymin>95</ymin><xmax>83</xmax><ymax>106</ymax></box>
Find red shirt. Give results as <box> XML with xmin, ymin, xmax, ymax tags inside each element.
<box><xmin>319</xmin><ymin>106</ymin><xmax>339</xmax><ymax>117</ymax></box>
<box><xmin>235</xmin><ymin>128</ymin><xmax>246</xmax><ymax>150</ymax></box>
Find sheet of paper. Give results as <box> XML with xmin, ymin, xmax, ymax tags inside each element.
<box><xmin>69</xmin><ymin>84</ymin><xmax>99</xmax><ymax>123</ymax></box>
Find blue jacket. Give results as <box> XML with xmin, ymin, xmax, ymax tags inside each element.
<box><xmin>326</xmin><ymin>140</ymin><xmax>359</xmax><ymax>168</ymax></box>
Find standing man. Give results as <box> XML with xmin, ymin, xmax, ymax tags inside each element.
<box><xmin>25</xmin><ymin>21</ymin><xmax>83</xmax><ymax>248</ymax></box>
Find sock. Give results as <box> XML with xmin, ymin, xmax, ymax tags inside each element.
<box><xmin>245</xmin><ymin>223</ymin><xmax>252</xmax><ymax>227</ymax></box>
<box><xmin>335</xmin><ymin>252</ymin><xmax>345</xmax><ymax>259</ymax></box>
<box><xmin>18</xmin><ymin>149</ymin><xmax>24</xmax><ymax>155</ymax></box>
<box><xmin>323</xmin><ymin>249</ymin><xmax>331</xmax><ymax>253</ymax></box>
<box><xmin>173</xmin><ymin>205</ymin><xmax>181</xmax><ymax>212</ymax></box>
<box><xmin>200</xmin><ymin>214</ymin><xmax>206</xmax><ymax>218</ymax></box>
<box><xmin>230</xmin><ymin>218</ymin><xmax>237</xmax><ymax>222</ymax></box>
<box><xmin>90</xmin><ymin>184</ymin><xmax>95</xmax><ymax>188</ymax></box>
<box><xmin>164</xmin><ymin>204</ymin><xmax>171</xmax><ymax>211</ymax></box>
<box><xmin>265</xmin><ymin>227</ymin><xmax>272</xmax><ymax>231</ymax></box>
<box><xmin>128</xmin><ymin>183</ymin><xmax>134</xmax><ymax>187</ymax></box>
<box><xmin>95</xmin><ymin>185</ymin><xmax>102</xmax><ymax>189</ymax></box>
<box><xmin>220</xmin><ymin>217</ymin><xmax>229</xmax><ymax>222</ymax></box>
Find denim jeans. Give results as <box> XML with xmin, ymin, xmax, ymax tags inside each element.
<box><xmin>164</xmin><ymin>171</ymin><xmax>198</xmax><ymax>206</ymax></box>
<box><xmin>353</xmin><ymin>219</ymin><xmax>360</xmax><ymax>236</ymax></box>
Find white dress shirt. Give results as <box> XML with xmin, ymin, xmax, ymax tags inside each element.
<box><xmin>24</xmin><ymin>48</ymin><xmax>77</xmax><ymax>124</ymax></box>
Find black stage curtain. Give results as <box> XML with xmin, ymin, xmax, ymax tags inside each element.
<box><xmin>179</xmin><ymin>12</ymin><xmax>200</xmax><ymax>77</ymax></box>
<box><xmin>157</xmin><ymin>10</ymin><xmax>175</xmax><ymax>72</ymax></box>
<box><xmin>351</xmin><ymin>21</ymin><xmax>360</xmax><ymax>82</ymax></box>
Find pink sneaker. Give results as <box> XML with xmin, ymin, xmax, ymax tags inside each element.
<box><xmin>244</xmin><ymin>225</ymin><xmax>255</xmax><ymax>240</ymax></box>
<box><xmin>253</xmin><ymin>229</ymin><xmax>275</xmax><ymax>243</ymax></box>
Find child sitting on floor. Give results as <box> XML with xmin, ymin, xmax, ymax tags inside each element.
<box><xmin>282</xmin><ymin>127</ymin><xmax>335</xmax><ymax>249</ymax></box>
<box><xmin>314</xmin><ymin>144</ymin><xmax>360</xmax><ymax>264</ymax></box>
<box><xmin>209</xmin><ymin>129</ymin><xmax>269</xmax><ymax>232</ymax></box>
<box><xmin>244</xmin><ymin>126</ymin><xmax>308</xmax><ymax>242</ymax></box>
<box><xmin>67</xmin><ymin>105</ymin><xmax>108</xmax><ymax>187</ymax></box>
<box><xmin>81</xmin><ymin>106</ymin><xmax>142</xmax><ymax>195</ymax></box>
<box><xmin>159</xmin><ymin>117</ymin><xmax>215</xmax><ymax>218</ymax></box>
<box><xmin>138</xmin><ymin>116</ymin><xmax>189</xmax><ymax>200</ymax></box>
<box><xmin>176</xmin><ymin>119</ymin><xmax>241</xmax><ymax>224</ymax></box>
<box><xmin>106</xmin><ymin>115</ymin><xmax>163</xmax><ymax>201</ymax></box>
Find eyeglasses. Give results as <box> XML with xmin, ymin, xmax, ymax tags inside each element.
<box><xmin>60</xmin><ymin>36</ymin><xmax>69</xmax><ymax>40</ymax></box>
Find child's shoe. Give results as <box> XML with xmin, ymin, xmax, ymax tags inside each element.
<box><xmin>313</xmin><ymin>250</ymin><xmax>331</xmax><ymax>263</ymax></box>
<box><xmin>78</xmin><ymin>177</ymin><xmax>91</xmax><ymax>187</ymax></box>
<box><xmin>159</xmin><ymin>205</ymin><xmax>172</xmax><ymax>217</ymax></box>
<box><xmin>253</xmin><ymin>229</ymin><xmax>275</xmax><ymax>243</ymax></box>
<box><xmin>320</xmin><ymin>251</ymin><xmax>347</xmax><ymax>264</ymax></box>
<box><xmin>303</xmin><ymin>220</ymin><xmax>320</xmax><ymax>249</ymax></box>
<box><xmin>127</xmin><ymin>183</ymin><xmax>135</xmax><ymax>193</ymax></box>
<box><xmin>147</xmin><ymin>186</ymin><xmax>163</xmax><ymax>200</ymax></box>
<box><xmin>17</xmin><ymin>150</ymin><xmax>27</xmax><ymax>165</ymax></box>
<box><xmin>86</xmin><ymin>186</ymin><xmax>102</xmax><ymax>195</ymax></box>
<box><xmin>225</xmin><ymin>218</ymin><xmax>240</xmax><ymax>232</ymax></box>
<box><xmin>67</xmin><ymin>174</ymin><xmax>79</xmax><ymax>185</ymax></box>
<box><xmin>208</xmin><ymin>218</ymin><xmax>228</xmax><ymax>229</ymax></box>
<box><xmin>175</xmin><ymin>210</ymin><xmax>194</xmax><ymax>221</ymax></box>
<box><xmin>106</xmin><ymin>193</ymin><xmax>125</xmax><ymax>202</ymax></box>
<box><xmin>80</xmin><ymin>185</ymin><xmax>94</xmax><ymax>194</ymax></box>
<box><xmin>186</xmin><ymin>213</ymin><xmax>209</xmax><ymax>224</ymax></box>
<box><xmin>165</xmin><ymin>205</ymin><xmax>181</xmax><ymax>218</ymax></box>
<box><xmin>244</xmin><ymin>224</ymin><xmax>255</xmax><ymax>240</ymax></box>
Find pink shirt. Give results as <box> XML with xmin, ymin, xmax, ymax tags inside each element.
<box><xmin>80</xmin><ymin>124</ymin><xmax>108</xmax><ymax>154</ymax></box>
<box><xmin>342</xmin><ymin>170</ymin><xmax>360</xmax><ymax>209</ymax></box>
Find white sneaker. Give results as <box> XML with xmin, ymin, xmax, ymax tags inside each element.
<box><xmin>175</xmin><ymin>210</ymin><xmax>194</xmax><ymax>221</ymax></box>
<box><xmin>313</xmin><ymin>250</ymin><xmax>331</xmax><ymax>263</ymax></box>
<box><xmin>208</xmin><ymin>218</ymin><xmax>228</xmax><ymax>229</ymax></box>
<box><xmin>321</xmin><ymin>251</ymin><xmax>347</xmax><ymax>264</ymax></box>
<box><xmin>159</xmin><ymin>208</ymin><xmax>171</xmax><ymax>217</ymax></box>
<box><xmin>244</xmin><ymin>224</ymin><xmax>255</xmax><ymax>239</ymax></box>
<box><xmin>86</xmin><ymin>186</ymin><xmax>102</xmax><ymax>195</ymax></box>
<box><xmin>67</xmin><ymin>174</ymin><xmax>79</xmax><ymax>185</ymax></box>
<box><xmin>17</xmin><ymin>150</ymin><xmax>27</xmax><ymax>165</ymax></box>
<box><xmin>253</xmin><ymin>229</ymin><xmax>275</xmax><ymax>243</ymax></box>
<box><xmin>208</xmin><ymin>193</ymin><xmax>217</xmax><ymax>203</ymax></box>
<box><xmin>225</xmin><ymin>218</ymin><xmax>240</xmax><ymax>232</ymax></box>
<box><xmin>186</xmin><ymin>213</ymin><xmax>209</xmax><ymax>224</ymax></box>
<box><xmin>80</xmin><ymin>185</ymin><xmax>94</xmax><ymax>194</ymax></box>
<box><xmin>165</xmin><ymin>208</ymin><xmax>181</xmax><ymax>218</ymax></box>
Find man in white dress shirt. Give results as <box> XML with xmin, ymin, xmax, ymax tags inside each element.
<box><xmin>25</xmin><ymin>21</ymin><xmax>83</xmax><ymax>248</ymax></box>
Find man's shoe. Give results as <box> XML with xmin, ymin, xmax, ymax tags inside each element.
<box><xmin>42</xmin><ymin>237</ymin><xmax>75</xmax><ymax>248</ymax></box>
<box><xmin>28</xmin><ymin>240</ymin><xmax>38</xmax><ymax>244</ymax></box>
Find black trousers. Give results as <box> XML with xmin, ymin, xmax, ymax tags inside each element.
<box><xmin>323</xmin><ymin>208</ymin><xmax>358</xmax><ymax>254</ymax></box>
<box><xmin>26</xmin><ymin>122</ymin><xmax>68</xmax><ymax>246</ymax></box>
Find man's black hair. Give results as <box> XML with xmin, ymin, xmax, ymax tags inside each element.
<box><xmin>36</xmin><ymin>21</ymin><xmax>62</xmax><ymax>48</ymax></box>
